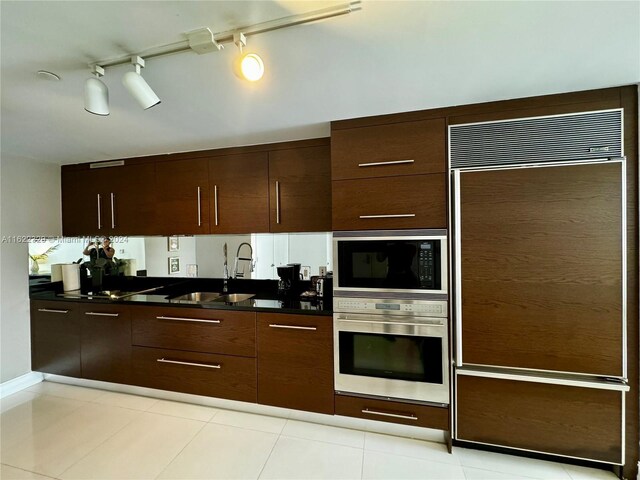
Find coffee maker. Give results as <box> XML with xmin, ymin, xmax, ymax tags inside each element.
<box><xmin>277</xmin><ymin>263</ymin><xmax>302</xmax><ymax>298</ymax></box>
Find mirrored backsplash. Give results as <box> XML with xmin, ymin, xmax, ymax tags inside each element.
<box><xmin>28</xmin><ymin>233</ymin><xmax>333</xmax><ymax>280</ymax></box>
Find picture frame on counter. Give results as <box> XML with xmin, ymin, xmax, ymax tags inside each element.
<box><xmin>168</xmin><ymin>257</ymin><xmax>180</xmax><ymax>274</ymax></box>
<box><xmin>168</xmin><ymin>236</ymin><xmax>179</xmax><ymax>252</ymax></box>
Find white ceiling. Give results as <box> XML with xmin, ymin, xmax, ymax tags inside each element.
<box><xmin>1</xmin><ymin>1</ymin><xmax>638</xmax><ymax>165</ymax></box>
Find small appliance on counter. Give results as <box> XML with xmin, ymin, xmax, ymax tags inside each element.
<box><xmin>315</xmin><ymin>272</ymin><xmax>333</xmax><ymax>299</ymax></box>
<box><xmin>277</xmin><ymin>263</ymin><xmax>303</xmax><ymax>298</ymax></box>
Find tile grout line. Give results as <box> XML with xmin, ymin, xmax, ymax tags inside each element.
<box><xmin>1</xmin><ymin>463</ymin><xmax>59</xmax><ymax>480</ymax></box>
<box><xmin>256</xmin><ymin>428</ymin><xmax>283</xmax><ymax>480</ymax></box>
<box><xmin>153</xmin><ymin>419</ymin><xmax>209</xmax><ymax>480</ymax></box>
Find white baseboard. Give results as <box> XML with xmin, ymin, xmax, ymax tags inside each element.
<box><xmin>44</xmin><ymin>374</ymin><xmax>445</xmax><ymax>444</ymax></box>
<box><xmin>0</xmin><ymin>371</ymin><xmax>44</xmax><ymax>399</ymax></box>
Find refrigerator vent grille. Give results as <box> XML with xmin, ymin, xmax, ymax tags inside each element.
<box><xmin>449</xmin><ymin>109</ymin><xmax>622</xmax><ymax>168</ymax></box>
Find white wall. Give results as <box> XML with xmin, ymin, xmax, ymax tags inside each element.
<box><xmin>0</xmin><ymin>157</ymin><xmax>61</xmax><ymax>383</ymax></box>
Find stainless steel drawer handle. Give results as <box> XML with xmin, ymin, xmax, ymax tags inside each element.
<box><xmin>275</xmin><ymin>181</ymin><xmax>281</xmax><ymax>224</ymax></box>
<box><xmin>37</xmin><ymin>308</ymin><xmax>69</xmax><ymax>314</ymax></box>
<box><xmin>359</xmin><ymin>214</ymin><xmax>416</xmax><ymax>219</ymax></box>
<box><xmin>97</xmin><ymin>194</ymin><xmax>102</xmax><ymax>230</ymax></box>
<box><xmin>110</xmin><ymin>192</ymin><xmax>116</xmax><ymax>228</ymax></box>
<box><xmin>213</xmin><ymin>185</ymin><xmax>218</xmax><ymax>226</ymax></box>
<box><xmin>156</xmin><ymin>316</ymin><xmax>221</xmax><ymax>324</ymax></box>
<box><xmin>361</xmin><ymin>409</ymin><xmax>418</xmax><ymax>421</ymax></box>
<box><xmin>157</xmin><ymin>358</ymin><xmax>221</xmax><ymax>369</ymax></box>
<box><xmin>197</xmin><ymin>186</ymin><xmax>202</xmax><ymax>227</ymax></box>
<box><xmin>358</xmin><ymin>159</ymin><xmax>415</xmax><ymax>168</ymax></box>
<box><xmin>268</xmin><ymin>324</ymin><xmax>317</xmax><ymax>331</ymax></box>
<box><xmin>85</xmin><ymin>312</ymin><xmax>120</xmax><ymax>317</ymax></box>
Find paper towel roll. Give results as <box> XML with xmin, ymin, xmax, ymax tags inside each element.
<box><xmin>61</xmin><ymin>264</ymin><xmax>80</xmax><ymax>292</ymax></box>
<box><xmin>123</xmin><ymin>259</ymin><xmax>137</xmax><ymax>276</ymax></box>
<box><xmin>50</xmin><ymin>264</ymin><xmax>64</xmax><ymax>282</ymax></box>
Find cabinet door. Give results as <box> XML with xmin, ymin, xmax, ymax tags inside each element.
<box><xmin>456</xmin><ymin>374</ymin><xmax>623</xmax><ymax>464</ymax></box>
<box><xmin>209</xmin><ymin>153</ymin><xmax>269</xmax><ymax>234</ymax></box>
<box><xmin>109</xmin><ymin>163</ymin><xmax>157</xmax><ymax>235</ymax></box>
<box><xmin>79</xmin><ymin>304</ymin><xmax>131</xmax><ymax>384</ymax></box>
<box><xmin>156</xmin><ymin>158</ymin><xmax>210</xmax><ymax>235</ymax></box>
<box><xmin>332</xmin><ymin>173</ymin><xmax>446</xmax><ymax>230</ymax></box>
<box><xmin>30</xmin><ymin>301</ymin><xmax>81</xmax><ymax>377</ymax></box>
<box><xmin>269</xmin><ymin>145</ymin><xmax>331</xmax><ymax>232</ymax></box>
<box><xmin>61</xmin><ymin>168</ymin><xmax>104</xmax><ymax>236</ymax></box>
<box><xmin>257</xmin><ymin>313</ymin><xmax>334</xmax><ymax>414</ymax></box>
<box><xmin>458</xmin><ymin>162</ymin><xmax>623</xmax><ymax>376</ymax></box>
<box><xmin>331</xmin><ymin>118</ymin><xmax>446</xmax><ymax>180</ymax></box>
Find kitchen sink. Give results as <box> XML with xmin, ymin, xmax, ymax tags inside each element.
<box><xmin>168</xmin><ymin>292</ymin><xmax>222</xmax><ymax>302</ymax></box>
<box><xmin>212</xmin><ymin>293</ymin><xmax>255</xmax><ymax>303</ymax></box>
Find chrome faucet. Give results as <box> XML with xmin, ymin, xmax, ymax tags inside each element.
<box><xmin>223</xmin><ymin>242</ymin><xmax>229</xmax><ymax>292</ymax></box>
<box><xmin>233</xmin><ymin>242</ymin><xmax>254</xmax><ymax>279</ymax></box>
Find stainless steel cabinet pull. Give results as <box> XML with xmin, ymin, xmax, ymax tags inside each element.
<box><xmin>197</xmin><ymin>186</ymin><xmax>202</xmax><ymax>227</ymax></box>
<box><xmin>275</xmin><ymin>181</ymin><xmax>281</xmax><ymax>224</ymax></box>
<box><xmin>359</xmin><ymin>214</ymin><xmax>416</xmax><ymax>219</ymax></box>
<box><xmin>213</xmin><ymin>185</ymin><xmax>218</xmax><ymax>226</ymax></box>
<box><xmin>97</xmin><ymin>194</ymin><xmax>102</xmax><ymax>229</ymax></box>
<box><xmin>268</xmin><ymin>324</ymin><xmax>317</xmax><ymax>331</ymax></box>
<box><xmin>37</xmin><ymin>308</ymin><xmax>69</xmax><ymax>314</ymax></box>
<box><xmin>110</xmin><ymin>193</ymin><xmax>116</xmax><ymax>228</ymax></box>
<box><xmin>339</xmin><ymin>318</ymin><xmax>444</xmax><ymax>327</ymax></box>
<box><xmin>156</xmin><ymin>315</ymin><xmax>221</xmax><ymax>324</ymax></box>
<box><xmin>361</xmin><ymin>409</ymin><xmax>418</xmax><ymax>421</ymax></box>
<box><xmin>157</xmin><ymin>358</ymin><xmax>221</xmax><ymax>369</ymax></box>
<box><xmin>85</xmin><ymin>312</ymin><xmax>119</xmax><ymax>317</ymax></box>
<box><xmin>358</xmin><ymin>159</ymin><xmax>415</xmax><ymax>168</ymax></box>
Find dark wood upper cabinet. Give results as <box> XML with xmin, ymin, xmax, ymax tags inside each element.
<box><xmin>332</xmin><ymin>173</ymin><xmax>446</xmax><ymax>231</ymax></box>
<box><xmin>156</xmin><ymin>158</ymin><xmax>209</xmax><ymax>235</ymax></box>
<box><xmin>209</xmin><ymin>152</ymin><xmax>269</xmax><ymax>234</ymax></box>
<box><xmin>79</xmin><ymin>303</ymin><xmax>132</xmax><ymax>384</ymax></box>
<box><xmin>257</xmin><ymin>312</ymin><xmax>334</xmax><ymax>414</ymax></box>
<box><xmin>30</xmin><ymin>300</ymin><xmax>82</xmax><ymax>377</ymax></box>
<box><xmin>331</xmin><ymin>118</ymin><xmax>446</xmax><ymax>180</ymax></box>
<box><xmin>268</xmin><ymin>145</ymin><xmax>331</xmax><ymax>232</ymax></box>
<box><xmin>62</xmin><ymin>162</ymin><xmax>156</xmax><ymax>236</ymax></box>
<box><xmin>459</xmin><ymin>162</ymin><xmax>624</xmax><ymax>377</ymax></box>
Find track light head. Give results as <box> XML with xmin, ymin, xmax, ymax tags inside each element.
<box><xmin>232</xmin><ymin>33</ymin><xmax>264</xmax><ymax>82</ymax></box>
<box><xmin>84</xmin><ymin>65</ymin><xmax>109</xmax><ymax>116</ymax></box>
<box><xmin>122</xmin><ymin>56</ymin><xmax>161</xmax><ymax>110</ymax></box>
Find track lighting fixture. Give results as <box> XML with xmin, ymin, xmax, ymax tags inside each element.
<box><xmin>233</xmin><ymin>33</ymin><xmax>264</xmax><ymax>82</ymax></box>
<box><xmin>84</xmin><ymin>65</ymin><xmax>109</xmax><ymax>116</ymax></box>
<box><xmin>122</xmin><ymin>56</ymin><xmax>161</xmax><ymax>110</ymax></box>
<box><xmin>83</xmin><ymin>2</ymin><xmax>361</xmax><ymax>114</ymax></box>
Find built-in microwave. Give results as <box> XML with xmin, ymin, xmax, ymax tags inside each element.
<box><xmin>333</xmin><ymin>230</ymin><xmax>448</xmax><ymax>296</ymax></box>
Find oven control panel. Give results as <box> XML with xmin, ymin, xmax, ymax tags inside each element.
<box><xmin>334</xmin><ymin>297</ymin><xmax>448</xmax><ymax>317</ymax></box>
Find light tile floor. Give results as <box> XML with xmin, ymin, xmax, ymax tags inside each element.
<box><xmin>0</xmin><ymin>382</ymin><xmax>618</xmax><ymax>480</ymax></box>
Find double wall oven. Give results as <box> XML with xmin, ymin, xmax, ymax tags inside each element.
<box><xmin>333</xmin><ymin>230</ymin><xmax>449</xmax><ymax>405</ymax></box>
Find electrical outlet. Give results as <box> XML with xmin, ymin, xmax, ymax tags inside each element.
<box><xmin>319</xmin><ymin>266</ymin><xmax>327</xmax><ymax>276</ymax></box>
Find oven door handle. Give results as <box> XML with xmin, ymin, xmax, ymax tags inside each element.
<box><xmin>337</xmin><ymin>317</ymin><xmax>445</xmax><ymax>327</ymax></box>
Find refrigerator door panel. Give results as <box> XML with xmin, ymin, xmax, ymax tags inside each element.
<box><xmin>454</xmin><ymin>160</ymin><xmax>625</xmax><ymax>378</ymax></box>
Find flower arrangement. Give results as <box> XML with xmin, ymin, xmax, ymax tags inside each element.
<box><xmin>29</xmin><ymin>244</ymin><xmax>60</xmax><ymax>274</ymax></box>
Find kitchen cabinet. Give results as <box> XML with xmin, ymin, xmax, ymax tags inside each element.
<box><xmin>335</xmin><ymin>394</ymin><xmax>449</xmax><ymax>430</ymax></box>
<box><xmin>155</xmin><ymin>158</ymin><xmax>209</xmax><ymax>235</ymax></box>
<box><xmin>61</xmin><ymin>161</ymin><xmax>157</xmax><ymax>236</ymax></box>
<box><xmin>331</xmin><ymin>118</ymin><xmax>446</xmax><ymax>180</ymax></box>
<box><xmin>79</xmin><ymin>303</ymin><xmax>131</xmax><ymax>384</ymax></box>
<box><xmin>332</xmin><ymin>173</ymin><xmax>446</xmax><ymax>230</ymax></box>
<box><xmin>130</xmin><ymin>305</ymin><xmax>257</xmax><ymax>402</ymax></box>
<box><xmin>257</xmin><ymin>312</ymin><xmax>334</xmax><ymax>414</ymax></box>
<box><xmin>30</xmin><ymin>300</ymin><xmax>81</xmax><ymax>377</ymax></box>
<box><xmin>208</xmin><ymin>152</ymin><xmax>269</xmax><ymax>234</ymax></box>
<box><xmin>268</xmin><ymin>145</ymin><xmax>331</xmax><ymax>232</ymax></box>
<box><xmin>456</xmin><ymin>374</ymin><xmax>624</xmax><ymax>464</ymax></box>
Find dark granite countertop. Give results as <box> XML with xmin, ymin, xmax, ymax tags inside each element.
<box><xmin>30</xmin><ymin>277</ymin><xmax>332</xmax><ymax>316</ymax></box>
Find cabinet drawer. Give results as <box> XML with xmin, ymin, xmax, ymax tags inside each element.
<box><xmin>132</xmin><ymin>306</ymin><xmax>256</xmax><ymax>357</ymax></box>
<box><xmin>332</xmin><ymin>174</ymin><xmax>446</xmax><ymax>231</ymax></box>
<box><xmin>335</xmin><ymin>394</ymin><xmax>449</xmax><ymax>430</ymax></box>
<box><xmin>131</xmin><ymin>346</ymin><xmax>257</xmax><ymax>403</ymax></box>
<box><xmin>456</xmin><ymin>375</ymin><xmax>623</xmax><ymax>464</ymax></box>
<box><xmin>331</xmin><ymin>118</ymin><xmax>446</xmax><ymax>180</ymax></box>
<box><xmin>257</xmin><ymin>313</ymin><xmax>334</xmax><ymax>414</ymax></box>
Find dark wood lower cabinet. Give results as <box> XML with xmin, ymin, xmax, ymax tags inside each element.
<box><xmin>456</xmin><ymin>375</ymin><xmax>624</xmax><ymax>464</ymax></box>
<box><xmin>30</xmin><ymin>301</ymin><xmax>81</xmax><ymax>377</ymax></box>
<box><xmin>336</xmin><ymin>394</ymin><xmax>449</xmax><ymax>430</ymax></box>
<box><xmin>79</xmin><ymin>304</ymin><xmax>131</xmax><ymax>384</ymax></box>
<box><xmin>257</xmin><ymin>313</ymin><xmax>334</xmax><ymax>414</ymax></box>
<box><xmin>131</xmin><ymin>346</ymin><xmax>257</xmax><ymax>403</ymax></box>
